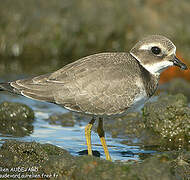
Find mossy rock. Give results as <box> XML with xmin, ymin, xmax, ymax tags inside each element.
<box><xmin>0</xmin><ymin>101</ymin><xmax>34</xmax><ymax>136</ymax></box>
<box><xmin>143</xmin><ymin>94</ymin><xmax>190</xmax><ymax>150</ymax></box>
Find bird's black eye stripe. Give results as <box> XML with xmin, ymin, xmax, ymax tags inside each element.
<box><xmin>151</xmin><ymin>46</ymin><xmax>161</xmax><ymax>55</ymax></box>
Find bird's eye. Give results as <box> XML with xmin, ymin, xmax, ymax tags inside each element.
<box><xmin>151</xmin><ymin>46</ymin><xmax>161</xmax><ymax>55</ymax></box>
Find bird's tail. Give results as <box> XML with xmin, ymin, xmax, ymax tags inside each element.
<box><xmin>0</xmin><ymin>78</ymin><xmax>55</xmax><ymax>103</ymax></box>
<box><xmin>0</xmin><ymin>82</ymin><xmax>16</xmax><ymax>93</ymax></box>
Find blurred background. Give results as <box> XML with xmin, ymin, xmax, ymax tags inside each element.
<box><xmin>0</xmin><ymin>0</ymin><xmax>190</xmax><ymax>79</ymax></box>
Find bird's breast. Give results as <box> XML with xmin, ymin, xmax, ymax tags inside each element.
<box><xmin>126</xmin><ymin>90</ymin><xmax>148</xmax><ymax>113</ymax></box>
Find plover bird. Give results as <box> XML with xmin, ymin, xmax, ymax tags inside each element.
<box><xmin>0</xmin><ymin>35</ymin><xmax>187</xmax><ymax>161</ymax></box>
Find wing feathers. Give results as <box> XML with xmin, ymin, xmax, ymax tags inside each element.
<box><xmin>21</xmin><ymin>90</ymin><xmax>54</xmax><ymax>102</ymax></box>
<box><xmin>0</xmin><ymin>74</ymin><xmax>56</xmax><ymax>103</ymax></box>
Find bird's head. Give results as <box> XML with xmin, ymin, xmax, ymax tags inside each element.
<box><xmin>130</xmin><ymin>35</ymin><xmax>187</xmax><ymax>75</ymax></box>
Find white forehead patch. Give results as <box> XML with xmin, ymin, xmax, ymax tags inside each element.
<box><xmin>139</xmin><ymin>43</ymin><xmax>162</xmax><ymax>50</ymax></box>
<box><xmin>139</xmin><ymin>42</ymin><xmax>176</xmax><ymax>56</ymax></box>
<box><xmin>142</xmin><ymin>60</ymin><xmax>174</xmax><ymax>75</ymax></box>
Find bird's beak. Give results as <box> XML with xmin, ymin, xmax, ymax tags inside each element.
<box><xmin>171</xmin><ymin>56</ymin><xmax>188</xmax><ymax>70</ymax></box>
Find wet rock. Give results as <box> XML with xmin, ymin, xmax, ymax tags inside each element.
<box><xmin>127</xmin><ymin>151</ymin><xmax>190</xmax><ymax>180</ymax></box>
<box><xmin>104</xmin><ymin>112</ymin><xmax>144</xmax><ymax>139</ymax></box>
<box><xmin>0</xmin><ymin>140</ymin><xmax>74</xmax><ymax>179</ymax></box>
<box><xmin>0</xmin><ymin>101</ymin><xmax>34</xmax><ymax>136</ymax></box>
<box><xmin>64</xmin><ymin>151</ymin><xmax>190</xmax><ymax>180</ymax></box>
<box><xmin>48</xmin><ymin>112</ymin><xmax>76</xmax><ymax>127</ymax></box>
<box><xmin>0</xmin><ymin>140</ymin><xmax>189</xmax><ymax>180</ymax></box>
<box><xmin>143</xmin><ymin>93</ymin><xmax>190</xmax><ymax>150</ymax></box>
<box><xmin>104</xmin><ymin>111</ymin><xmax>162</xmax><ymax>150</ymax></box>
<box><xmin>104</xmin><ymin>94</ymin><xmax>190</xmax><ymax>152</ymax></box>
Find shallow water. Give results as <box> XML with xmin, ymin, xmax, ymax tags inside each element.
<box><xmin>0</xmin><ymin>79</ymin><xmax>156</xmax><ymax>161</ymax></box>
